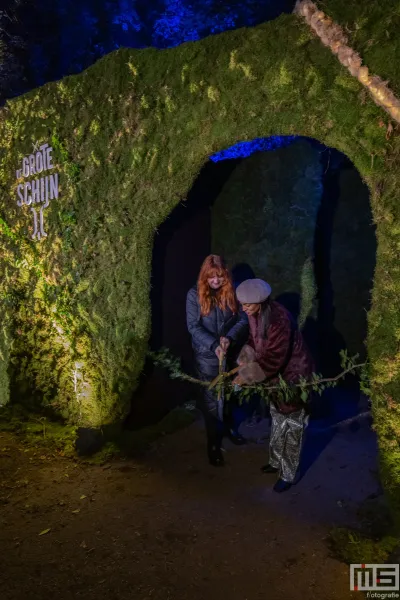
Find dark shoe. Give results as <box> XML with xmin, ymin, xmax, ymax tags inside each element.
<box><xmin>209</xmin><ymin>456</ymin><xmax>224</xmax><ymax>467</ymax></box>
<box><xmin>273</xmin><ymin>478</ymin><xmax>292</xmax><ymax>493</ymax></box>
<box><xmin>227</xmin><ymin>429</ymin><xmax>247</xmax><ymax>445</ymax></box>
<box><xmin>208</xmin><ymin>446</ymin><xmax>225</xmax><ymax>467</ymax></box>
<box><xmin>261</xmin><ymin>464</ymin><xmax>278</xmax><ymax>474</ymax></box>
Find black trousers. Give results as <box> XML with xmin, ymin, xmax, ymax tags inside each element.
<box><xmin>196</xmin><ymin>360</ymin><xmax>225</xmax><ymax>455</ymax></box>
<box><xmin>196</xmin><ymin>359</ymin><xmax>242</xmax><ymax>456</ymax></box>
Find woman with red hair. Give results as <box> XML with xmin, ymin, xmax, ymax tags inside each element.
<box><xmin>186</xmin><ymin>255</ymin><xmax>249</xmax><ymax>466</ymax></box>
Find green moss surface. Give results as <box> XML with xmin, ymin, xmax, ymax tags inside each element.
<box><xmin>0</xmin><ymin>12</ymin><xmax>400</xmax><ymax>527</ymax></box>
<box><xmin>329</xmin><ymin>493</ymin><xmax>399</xmax><ymax>563</ymax></box>
<box><xmin>329</xmin><ymin>528</ymin><xmax>399</xmax><ymax>565</ymax></box>
<box><xmin>0</xmin><ymin>404</ymin><xmax>77</xmax><ymax>456</ymax></box>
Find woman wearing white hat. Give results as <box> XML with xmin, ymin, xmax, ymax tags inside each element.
<box><xmin>234</xmin><ymin>278</ymin><xmax>314</xmax><ymax>493</ymax></box>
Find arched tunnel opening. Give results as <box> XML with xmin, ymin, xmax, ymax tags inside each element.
<box><xmin>127</xmin><ymin>137</ymin><xmax>376</xmax><ymax>428</ymax></box>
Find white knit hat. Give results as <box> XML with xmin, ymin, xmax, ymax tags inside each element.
<box><xmin>236</xmin><ymin>278</ymin><xmax>272</xmax><ymax>304</ymax></box>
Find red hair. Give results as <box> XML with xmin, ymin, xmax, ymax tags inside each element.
<box><xmin>197</xmin><ymin>255</ymin><xmax>238</xmax><ymax>316</ymax></box>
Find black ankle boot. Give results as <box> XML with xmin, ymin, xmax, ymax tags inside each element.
<box><xmin>208</xmin><ymin>435</ymin><xmax>224</xmax><ymax>466</ymax></box>
<box><xmin>261</xmin><ymin>464</ymin><xmax>278</xmax><ymax>474</ymax></box>
<box><xmin>227</xmin><ymin>428</ymin><xmax>247</xmax><ymax>445</ymax></box>
<box><xmin>208</xmin><ymin>445</ymin><xmax>224</xmax><ymax>466</ymax></box>
<box><xmin>273</xmin><ymin>478</ymin><xmax>292</xmax><ymax>493</ymax></box>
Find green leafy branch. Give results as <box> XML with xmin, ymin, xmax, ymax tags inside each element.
<box><xmin>149</xmin><ymin>348</ymin><xmax>368</xmax><ymax>409</ymax></box>
<box><xmin>148</xmin><ymin>349</ymin><xmax>207</xmax><ymax>386</ymax></box>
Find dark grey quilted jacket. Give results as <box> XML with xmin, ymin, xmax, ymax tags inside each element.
<box><xmin>186</xmin><ymin>286</ymin><xmax>249</xmax><ymax>372</ymax></box>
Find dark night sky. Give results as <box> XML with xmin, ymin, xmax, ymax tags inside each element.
<box><xmin>1</xmin><ymin>0</ymin><xmax>296</xmax><ymax>103</ymax></box>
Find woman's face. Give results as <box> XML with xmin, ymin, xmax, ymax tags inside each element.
<box><xmin>207</xmin><ymin>274</ymin><xmax>225</xmax><ymax>290</ymax></box>
<box><xmin>242</xmin><ymin>302</ymin><xmax>261</xmax><ymax>317</ymax></box>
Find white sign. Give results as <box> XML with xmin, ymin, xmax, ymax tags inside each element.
<box><xmin>15</xmin><ymin>141</ymin><xmax>60</xmax><ymax>241</ymax></box>
<box><xmin>350</xmin><ymin>564</ymin><xmax>399</xmax><ymax>594</ymax></box>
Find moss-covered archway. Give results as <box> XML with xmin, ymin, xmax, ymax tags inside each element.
<box><xmin>1</xmin><ymin>10</ymin><xmax>400</xmax><ymax>516</ymax></box>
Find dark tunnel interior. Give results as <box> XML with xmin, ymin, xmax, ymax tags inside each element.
<box><xmin>127</xmin><ymin>139</ymin><xmax>376</xmax><ymax>428</ymax></box>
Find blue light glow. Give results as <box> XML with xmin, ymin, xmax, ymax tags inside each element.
<box><xmin>3</xmin><ymin>1</ymin><xmax>297</xmax><ymax>102</ymax></box>
<box><xmin>112</xmin><ymin>1</ymin><xmax>142</xmax><ymax>33</ymax></box>
<box><xmin>210</xmin><ymin>135</ymin><xmax>299</xmax><ymax>162</ymax></box>
<box><xmin>153</xmin><ymin>0</ymin><xmax>242</xmax><ymax>47</ymax></box>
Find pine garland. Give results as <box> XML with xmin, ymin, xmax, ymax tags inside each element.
<box><xmin>149</xmin><ymin>348</ymin><xmax>368</xmax><ymax>411</ymax></box>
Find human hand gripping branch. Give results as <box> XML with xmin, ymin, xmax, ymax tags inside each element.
<box><xmin>215</xmin><ymin>336</ymin><xmax>231</xmax><ymax>361</ymax></box>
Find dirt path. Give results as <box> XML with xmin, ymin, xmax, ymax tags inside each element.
<box><xmin>0</xmin><ymin>406</ymin><xmax>378</xmax><ymax>600</ymax></box>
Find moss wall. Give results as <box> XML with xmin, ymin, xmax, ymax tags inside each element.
<box><xmin>211</xmin><ymin>139</ymin><xmax>321</xmax><ymax>328</ymax></box>
<box><xmin>0</xmin><ymin>8</ymin><xmax>400</xmax><ymax>519</ymax></box>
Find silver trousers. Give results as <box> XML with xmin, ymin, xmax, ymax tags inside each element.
<box><xmin>269</xmin><ymin>403</ymin><xmax>308</xmax><ymax>483</ymax></box>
